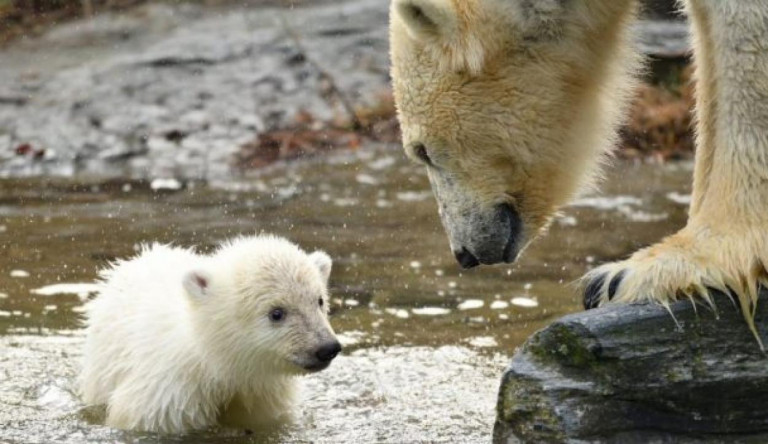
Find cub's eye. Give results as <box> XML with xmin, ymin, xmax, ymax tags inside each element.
<box><xmin>318</xmin><ymin>298</ymin><xmax>324</xmax><ymax>308</ymax></box>
<box><xmin>269</xmin><ymin>308</ymin><xmax>285</xmax><ymax>322</ymax></box>
<box><xmin>412</xmin><ymin>143</ymin><xmax>432</xmax><ymax>166</ymax></box>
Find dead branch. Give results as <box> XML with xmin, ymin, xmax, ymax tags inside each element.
<box><xmin>277</xmin><ymin>10</ymin><xmax>364</xmax><ymax>131</ymax></box>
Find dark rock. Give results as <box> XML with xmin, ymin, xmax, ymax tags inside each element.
<box><xmin>494</xmin><ymin>293</ymin><xmax>768</xmax><ymax>443</ymax></box>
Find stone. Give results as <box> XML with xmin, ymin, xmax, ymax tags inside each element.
<box><xmin>494</xmin><ymin>292</ymin><xmax>768</xmax><ymax>443</ymax></box>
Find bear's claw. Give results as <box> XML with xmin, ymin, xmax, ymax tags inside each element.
<box><xmin>583</xmin><ymin>273</ymin><xmax>606</xmax><ymax>309</ymax></box>
<box><xmin>582</xmin><ymin>270</ymin><xmax>626</xmax><ymax>309</ymax></box>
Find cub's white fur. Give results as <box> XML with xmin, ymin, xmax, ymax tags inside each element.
<box><xmin>80</xmin><ymin>235</ymin><xmax>340</xmax><ymax>434</ymax></box>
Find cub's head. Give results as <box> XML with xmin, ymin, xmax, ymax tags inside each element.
<box><xmin>390</xmin><ymin>0</ymin><xmax>638</xmax><ymax>267</ymax></box>
<box><xmin>184</xmin><ymin>236</ymin><xmax>341</xmax><ymax>376</ymax></box>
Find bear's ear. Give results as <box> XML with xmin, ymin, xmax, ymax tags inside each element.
<box><xmin>309</xmin><ymin>251</ymin><xmax>332</xmax><ymax>283</ymax></box>
<box><xmin>182</xmin><ymin>270</ymin><xmax>214</xmax><ymax>301</ymax></box>
<box><xmin>393</xmin><ymin>0</ymin><xmax>456</xmax><ymax>41</ymax></box>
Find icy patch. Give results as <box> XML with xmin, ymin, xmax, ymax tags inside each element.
<box><xmin>10</xmin><ymin>270</ymin><xmax>30</xmax><ymax>278</ymax></box>
<box><xmin>31</xmin><ymin>283</ymin><xmax>99</xmax><ymax>299</ymax></box>
<box><xmin>36</xmin><ymin>384</ymin><xmax>79</xmax><ymax>413</ymax></box>
<box><xmin>396</xmin><ymin>191</ymin><xmax>432</xmax><ymax>202</ymax></box>
<box><xmin>344</xmin><ymin>299</ymin><xmax>360</xmax><ymax>307</ymax></box>
<box><xmin>556</xmin><ymin>215</ymin><xmax>578</xmax><ymax>227</ymax></box>
<box><xmin>490</xmin><ymin>301</ymin><xmax>509</xmax><ymax>310</ymax></box>
<box><xmin>570</xmin><ymin>195</ymin><xmax>643</xmax><ymax>210</ymax></box>
<box><xmin>465</xmin><ymin>336</ymin><xmax>498</xmax><ymax>348</ymax></box>
<box><xmin>367</xmin><ymin>156</ymin><xmax>396</xmax><ymax>170</ymax></box>
<box><xmin>511</xmin><ymin>297</ymin><xmax>539</xmax><ymax>308</ymax></box>
<box><xmin>409</xmin><ymin>261</ymin><xmax>422</xmax><ymax>269</ymax></box>
<box><xmin>337</xmin><ymin>330</ymin><xmax>366</xmax><ymax>346</ymax></box>
<box><xmin>0</xmin><ymin>292</ymin><xmax>7</xmax><ymax>299</ymax></box>
<box><xmin>457</xmin><ymin>300</ymin><xmax>484</xmax><ymax>311</ymax></box>
<box><xmin>333</xmin><ymin>198</ymin><xmax>359</xmax><ymax>207</ymax></box>
<box><xmin>412</xmin><ymin>307</ymin><xmax>451</xmax><ymax>316</ymax></box>
<box><xmin>618</xmin><ymin>207</ymin><xmax>668</xmax><ymax>222</ymax></box>
<box><xmin>0</xmin><ymin>310</ymin><xmax>10</xmax><ymax>317</ymax></box>
<box><xmin>666</xmin><ymin>192</ymin><xmax>692</xmax><ymax>205</ymax></box>
<box><xmin>355</xmin><ymin>174</ymin><xmax>379</xmax><ymax>186</ymax></box>
<box><xmin>385</xmin><ymin>308</ymin><xmax>410</xmax><ymax>319</ymax></box>
<box><xmin>572</xmin><ymin>195</ymin><xmax>668</xmax><ymax>222</ymax></box>
<box><xmin>150</xmin><ymin>178</ymin><xmax>182</xmax><ymax>191</ymax></box>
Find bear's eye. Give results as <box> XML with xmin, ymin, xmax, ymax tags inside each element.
<box><xmin>269</xmin><ymin>308</ymin><xmax>285</xmax><ymax>322</ymax></box>
<box><xmin>412</xmin><ymin>143</ymin><xmax>433</xmax><ymax>166</ymax></box>
<box><xmin>318</xmin><ymin>298</ymin><xmax>324</xmax><ymax>308</ymax></box>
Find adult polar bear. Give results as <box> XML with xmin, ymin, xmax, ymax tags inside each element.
<box><xmin>390</xmin><ymin>0</ymin><xmax>768</xmax><ymax>333</ymax></box>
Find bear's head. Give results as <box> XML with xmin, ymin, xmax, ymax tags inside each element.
<box><xmin>183</xmin><ymin>236</ymin><xmax>341</xmax><ymax>377</ymax></box>
<box><xmin>390</xmin><ymin>0</ymin><xmax>639</xmax><ymax>267</ymax></box>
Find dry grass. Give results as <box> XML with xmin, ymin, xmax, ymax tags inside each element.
<box><xmin>235</xmin><ymin>91</ymin><xmax>400</xmax><ymax>169</ymax></box>
<box><xmin>0</xmin><ymin>0</ymin><xmax>147</xmax><ymax>44</ymax></box>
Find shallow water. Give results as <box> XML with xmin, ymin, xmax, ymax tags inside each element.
<box><xmin>0</xmin><ymin>148</ymin><xmax>692</xmax><ymax>442</ymax></box>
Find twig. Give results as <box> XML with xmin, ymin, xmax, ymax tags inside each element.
<box><xmin>277</xmin><ymin>10</ymin><xmax>363</xmax><ymax>131</ymax></box>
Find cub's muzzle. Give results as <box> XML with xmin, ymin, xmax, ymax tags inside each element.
<box><xmin>302</xmin><ymin>340</ymin><xmax>342</xmax><ymax>372</ymax></box>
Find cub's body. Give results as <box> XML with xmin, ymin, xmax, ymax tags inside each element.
<box><xmin>80</xmin><ymin>236</ymin><xmax>340</xmax><ymax>434</ymax></box>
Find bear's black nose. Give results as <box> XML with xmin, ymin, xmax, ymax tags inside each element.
<box><xmin>315</xmin><ymin>341</ymin><xmax>342</xmax><ymax>363</ymax></box>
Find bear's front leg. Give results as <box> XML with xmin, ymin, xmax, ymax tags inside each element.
<box><xmin>105</xmin><ymin>376</ymin><xmax>220</xmax><ymax>434</ymax></box>
<box><xmin>581</xmin><ymin>223</ymin><xmax>767</xmax><ymax>341</ymax></box>
<box><xmin>581</xmin><ymin>0</ymin><xmax>768</xmax><ymax>346</ymax></box>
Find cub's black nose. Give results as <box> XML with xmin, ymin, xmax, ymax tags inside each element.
<box><xmin>454</xmin><ymin>247</ymin><xmax>480</xmax><ymax>269</ymax></box>
<box><xmin>315</xmin><ymin>341</ymin><xmax>342</xmax><ymax>363</ymax></box>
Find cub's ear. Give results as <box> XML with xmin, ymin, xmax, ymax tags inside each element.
<box><xmin>309</xmin><ymin>251</ymin><xmax>332</xmax><ymax>283</ymax></box>
<box><xmin>182</xmin><ymin>270</ymin><xmax>214</xmax><ymax>301</ymax></box>
<box><xmin>393</xmin><ymin>0</ymin><xmax>456</xmax><ymax>41</ymax></box>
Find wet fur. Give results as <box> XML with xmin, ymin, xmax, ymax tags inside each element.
<box><xmin>80</xmin><ymin>235</ymin><xmax>337</xmax><ymax>433</ymax></box>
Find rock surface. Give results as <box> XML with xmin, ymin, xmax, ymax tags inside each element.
<box><xmin>494</xmin><ymin>294</ymin><xmax>768</xmax><ymax>443</ymax></box>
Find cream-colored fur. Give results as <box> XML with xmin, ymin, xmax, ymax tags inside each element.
<box><xmin>390</xmin><ymin>0</ymin><xmax>768</xmax><ymax>339</ymax></box>
<box><xmin>80</xmin><ymin>235</ymin><xmax>340</xmax><ymax>433</ymax></box>
<box><xmin>391</xmin><ymin>0</ymin><xmax>640</xmax><ymax>262</ymax></box>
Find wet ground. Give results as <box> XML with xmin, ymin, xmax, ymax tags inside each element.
<box><xmin>0</xmin><ymin>148</ymin><xmax>693</xmax><ymax>442</ymax></box>
<box><xmin>0</xmin><ymin>0</ymin><xmax>391</xmax><ymax>180</ymax></box>
<box><xmin>0</xmin><ymin>0</ymin><xmax>687</xmax><ymax>181</ymax></box>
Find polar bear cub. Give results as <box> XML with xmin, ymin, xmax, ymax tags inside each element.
<box><xmin>79</xmin><ymin>235</ymin><xmax>341</xmax><ymax>434</ymax></box>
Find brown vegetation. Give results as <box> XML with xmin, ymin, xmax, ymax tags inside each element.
<box><xmin>235</xmin><ymin>93</ymin><xmax>400</xmax><ymax>169</ymax></box>
<box><xmin>620</xmin><ymin>66</ymin><xmax>695</xmax><ymax>160</ymax></box>
<box><xmin>0</xmin><ymin>0</ymin><xmax>145</xmax><ymax>44</ymax></box>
